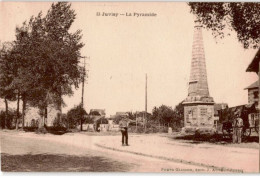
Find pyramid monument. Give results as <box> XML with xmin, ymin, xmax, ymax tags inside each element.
<box><xmin>182</xmin><ymin>20</ymin><xmax>215</xmax><ymax>132</ymax></box>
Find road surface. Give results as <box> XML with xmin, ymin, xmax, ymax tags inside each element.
<box><xmin>1</xmin><ymin>131</ymin><xmax>208</xmax><ymax>172</ymax></box>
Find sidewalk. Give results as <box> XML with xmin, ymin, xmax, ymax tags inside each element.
<box><xmin>95</xmin><ymin>134</ymin><xmax>259</xmax><ymax>173</ymax></box>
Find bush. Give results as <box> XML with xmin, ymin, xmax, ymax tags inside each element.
<box><xmin>36</xmin><ymin>127</ymin><xmax>48</xmax><ymax>134</ymax></box>
<box><xmin>0</xmin><ymin>110</ymin><xmax>16</xmax><ymax>129</ymax></box>
<box><xmin>24</xmin><ymin>126</ymin><xmax>38</xmax><ymax>132</ymax></box>
<box><xmin>46</xmin><ymin>126</ymin><xmax>67</xmax><ymax>135</ymax></box>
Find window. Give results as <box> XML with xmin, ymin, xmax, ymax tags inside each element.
<box><xmin>253</xmin><ymin>91</ymin><xmax>258</xmax><ymax>99</ymax></box>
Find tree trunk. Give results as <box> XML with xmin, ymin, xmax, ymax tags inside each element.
<box><xmin>80</xmin><ymin>118</ymin><xmax>83</xmax><ymax>131</ymax></box>
<box><xmin>4</xmin><ymin>97</ymin><xmax>8</xmax><ymax>129</ymax></box>
<box><xmin>22</xmin><ymin>98</ymin><xmax>26</xmax><ymax>130</ymax></box>
<box><xmin>16</xmin><ymin>92</ymin><xmax>20</xmax><ymax>130</ymax></box>
<box><xmin>56</xmin><ymin>90</ymin><xmax>62</xmax><ymax>127</ymax></box>
<box><xmin>44</xmin><ymin>107</ymin><xmax>47</xmax><ymax>127</ymax></box>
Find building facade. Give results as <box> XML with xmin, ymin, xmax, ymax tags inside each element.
<box><xmin>24</xmin><ymin>105</ymin><xmax>60</xmax><ymax>127</ymax></box>
<box><xmin>245</xmin><ymin>80</ymin><xmax>259</xmax><ymax>106</ymax></box>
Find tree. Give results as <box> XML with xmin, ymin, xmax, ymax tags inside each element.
<box><xmin>151</xmin><ymin>105</ymin><xmax>175</xmax><ymax>127</ymax></box>
<box><xmin>67</xmin><ymin>105</ymin><xmax>87</xmax><ymax>130</ymax></box>
<box><xmin>188</xmin><ymin>2</ymin><xmax>260</xmax><ymax>48</ymax></box>
<box><xmin>0</xmin><ymin>42</ymin><xmax>17</xmax><ymax>129</ymax></box>
<box><xmin>89</xmin><ymin>111</ymin><xmax>101</xmax><ymax>116</ymax></box>
<box><xmin>172</xmin><ymin>102</ymin><xmax>184</xmax><ymax>128</ymax></box>
<box><xmin>12</xmin><ymin>2</ymin><xmax>85</xmax><ymax>128</ymax></box>
<box><xmin>127</xmin><ymin>112</ymin><xmax>136</xmax><ymax>120</ymax></box>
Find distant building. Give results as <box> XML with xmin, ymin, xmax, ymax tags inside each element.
<box><xmin>89</xmin><ymin>109</ymin><xmax>106</xmax><ymax>116</ymax></box>
<box><xmin>246</xmin><ymin>48</ymin><xmax>260</xmax><ymax>108</ymax></box>
<box><xmin>115</xmin><ymin>112</ymin><xmax>128</xmax><ymax>117</ymax></box>
<box><xmin>213</xmin><ymin>103</ymin><xmax>228</xmax><ymax>129</ymax></box>
<box><xmin>245</xmin><ymin>80</ymin><xmax>259</xmax><ymax>106</ymax></box>
<box><xmin>214</xmin><ymin>103</ymin><xmax>228</xmax><ymax>117</ymax></box>
<box><xmin>245</xmin><ymin>49</ymin><xmax>260</xmax><ymax>128</ymax></box>
<box><xmin>24</xmin><ymin>104</ymin><xmax>60</xmax><ymax>127</ymax></box>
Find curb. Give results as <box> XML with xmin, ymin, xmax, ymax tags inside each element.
<box><xmin>95</xmin><ymin>143</ymin><xmax>244</xmax><ymax>173</ymax></box>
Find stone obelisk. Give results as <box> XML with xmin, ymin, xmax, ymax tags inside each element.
<box><xmin>182</xmin><ymin>20</ymin><xmax>215</xmax><ymax>133</ymax></box>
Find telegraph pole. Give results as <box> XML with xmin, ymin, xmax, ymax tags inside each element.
<box><xmin>81</xmin><ymin>56</ymin><xmax>90</xmax><ymax>109</ymax></box>
<box><xmin>80</xmin><ymin>56</ymin><xmax>89</xmax><ymax>131</ymax></box>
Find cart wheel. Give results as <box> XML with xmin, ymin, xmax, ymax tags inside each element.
<box><xmin>243</xmin><ymin>128</ymin><xmax>251</xmax><ymax>137</ymax></box>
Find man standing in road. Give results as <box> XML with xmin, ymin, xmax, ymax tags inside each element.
<box><xmin>119</xmin><ymin>117</ymin><xmax>129</xmax><ymax>146</ymax></box>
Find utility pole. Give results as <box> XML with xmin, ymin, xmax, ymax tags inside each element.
<box><xmin>144</xmin><ymin>73</ymin><xmax>147</xmax><ymax>132</ymax></box>
<box><xmin>81</xmin><ymin>56</ymin><xmax>90</xmax><ymax>109</ymax></box>
<box><xmin>80</xmin><ymin>56</ymin><xmax>89</xmax><ymax>131</ymax></box>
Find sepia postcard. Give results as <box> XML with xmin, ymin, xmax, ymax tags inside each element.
<box><xmin>0</xmin><ymin>1</ymin><xmax>259</xmax><ymax>174</ymax></box>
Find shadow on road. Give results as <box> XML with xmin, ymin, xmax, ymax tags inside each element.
<box><xmin>1</xmin><ymin>153</ymin><xmax>132</xmax><ymax>172</ymax></box>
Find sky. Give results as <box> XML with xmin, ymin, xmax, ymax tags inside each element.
<box><xmin>0</xmin><ymin>2</ymin><xmax>258</xmax><ymax>117</ymax></box>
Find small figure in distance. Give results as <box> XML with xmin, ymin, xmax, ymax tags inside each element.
<box><xmin>119</xmin><ymin>117</ymin><xmax>129</xmax><ymax>146</ymax></box>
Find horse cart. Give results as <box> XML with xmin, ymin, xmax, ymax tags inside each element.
<box><xmin>219</xmin><ymin>104</ymin><xmax>259</xmax><ymax>138</ymax></box>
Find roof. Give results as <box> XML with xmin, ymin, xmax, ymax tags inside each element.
<box><xmin>219</xmin><ymin>104</ymin><xmax>257</xmax><ymax>122</ymax></box>
<box><xmin>244</xmin><ymin>80</ymin><xmax>259</xmax><ymax>90</ymax></box>
<box><xmin>93</xmin><ymin>116</ymin><xmax>108</xmax><ymax>123</ymax></box>
<box><xmin>115</xmin><ymin>112</ymin><xmax>128</xmax><ymax>116</ymax></box>
<box><xmin>246</xmin><ymin>49</ymin><xmax>260</xmax><ymax>73</ymax></box>
<box><xmin>90</xmin><ymin>109</ymin><xmax>106</xmax><ymax>116</ymax></box>
<box><xmin>214</xmin><ymin>103</ymin><xmax>228</xmax><ymax>116</ymax></box>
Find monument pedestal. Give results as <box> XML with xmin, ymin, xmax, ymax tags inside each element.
<box><xmin>182</xmin><ymin>97</ymin><xmax>215</xmax><ymax>134</ymax></box>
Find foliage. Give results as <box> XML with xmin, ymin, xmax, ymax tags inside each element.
<box><xmin>0</xmin><ymin>42</ymin><xmax>18</xmax><ymax>128</ymax></box>
<box><xmin>89</xmin><ymin>111</ymin><xmax>101</xmax><ymax>116</ymax></box>
<box><xmin>188</xmin><ymin>2</ymin><xmax>260</xmax><ymax>48</ymax></box>
<box><xmin>66</xmin><ymin>105</ymin><xmax>87</xmax><ymax>129</ymax></box>
<box><xmin>151</xmin><ymin>105</ymin><xmax>175</xmax><ymax>125</ymax></box>
<box><xmin>0</xmin><ymin>2</ymin><xmax>85</xmax><ymax>130</ymax></box>
<box><xmin>85</xmin><ymin>115</ymin><xmax>94</xmax><ymax>124</ymax></box>
<box><xmin>150</xmin><ymin>102</ymin><xmax>184</xmax><ymax>128</ymax></box>
<box><xmin>0</xmin><ymin>42</ymin><xmax>17</xmax><ymax>101</ymax></box>
<box><xmin>127</xmin><ymin>112</ymin><xmax>136</xmax><ymax>120</ymax></box>
<box><xmin>172</xmin><ymin>102</ymin><xmax>184</xmax><ymax>128</ymax></box>
<box><xmin>112</xmin><ymin>115</ymin><xmax>124</xmax><ymax>124</ymax></box>
<box><xmin>0</xmin><ymin>110</ymin><xmax>16</xmax><ymax>129</ymax></box>
<box><xmin>8</xmin><ymin>2</ymin><xmax>84</xmax><ymax>121</ymax></box>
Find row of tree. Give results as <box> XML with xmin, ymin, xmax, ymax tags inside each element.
<box><xmin>0</xmin><ymin>2</ymin><xmax>84</xmax><ymax>129</ymax></box>
<box><xmin>122</xmin><ymin>103</ymin><xmax>184</xmax><ymax>129</ymax></box>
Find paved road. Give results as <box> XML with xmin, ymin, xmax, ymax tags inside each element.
<box><xmin>1</xmin><ymin>131</ymin><xmax>208</xmax><ymax>172</ymax></box>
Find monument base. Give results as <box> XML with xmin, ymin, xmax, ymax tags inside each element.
<box><xmin>181</xmin><ymin>126</ymin><xmax>216</xmax><ymax>135</ymax></box>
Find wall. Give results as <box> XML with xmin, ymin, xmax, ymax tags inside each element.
<box><xmin>248</xmin><ymin>88</ymin><xmax>258</xmax><ymax>106</ymax></box>
<box><xmin>24</xmin><ymin>105</ymin><xmax>59</xmax><ymax>127</ymax></box>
